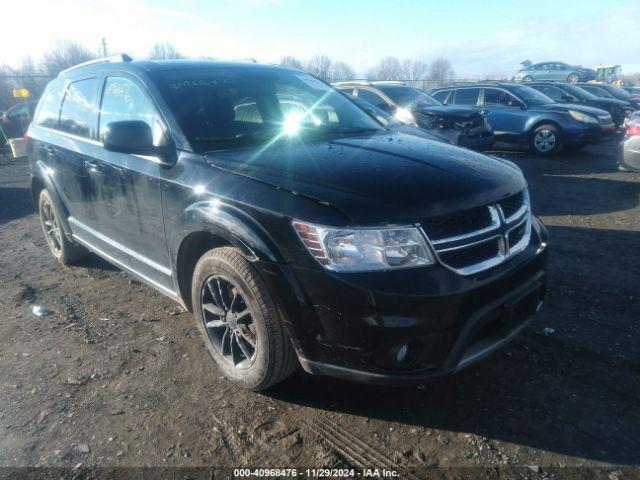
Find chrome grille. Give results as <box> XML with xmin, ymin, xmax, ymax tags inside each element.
<box><xmin>423</xmin><ymin>189</ymin><xmax>531</xmax><ymax>275</ymax></box>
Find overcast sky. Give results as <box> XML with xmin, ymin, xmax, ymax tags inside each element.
<box><xmin>3</xmin><ymin>0</ymin><xmax>639</xmax><ymax>77</ymax></box>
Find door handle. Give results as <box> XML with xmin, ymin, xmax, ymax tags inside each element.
<box><xmin>84</xmin><ymin>160</ymin><xmax>103</xmax><ymax>174</ymax></box>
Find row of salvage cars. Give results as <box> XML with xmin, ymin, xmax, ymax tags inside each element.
<box><xmin>334</xmin><ymin>80</ymin><xmax>639</xmax><ymax>156</ymax></box>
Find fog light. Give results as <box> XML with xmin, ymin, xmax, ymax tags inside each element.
<box><xmin>395</xmin><ymin>344</ymin><xmax>409</xmax><ymax>363</ymax></box>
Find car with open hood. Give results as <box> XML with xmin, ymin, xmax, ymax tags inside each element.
<box><xmin>515</xmin><ymin>61</ymin><xmax>596</xmax><ymax>84</ymax></box>
<box><xmin>430</xmin><ymin>82</ymin><xmax>615</xmax><ymax>154</ymax></box>
<box><xmin>333</xmin><ymin>81</ymin><xmax>494</xmax><ymax>149</ymax></box>
<box><xmin>27</xmin><ymin>57</ymin><xmax>548</xmax><ymax>389</ymax></box>
<box><xmin>528</xmin><ymin>81</ymin><xmax>633</xmax><ymax>128</ymax></box>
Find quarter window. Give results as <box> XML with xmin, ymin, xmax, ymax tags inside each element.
<box><xmin>452</xmin><ymin>88</ymin><xmax>480</xmax><ymax>106</ymax></box>
<box><xmin>34</xmin><ymin>86</ymin><xmax>63</xmax><ymax>129</ymax></box>
<box><xmin>99</xmin><ymin>77</ymin><xmax>164</xmax><ymax>144</ymax></box>
<box><xmin>59</xmin><ymin>78</ymin><xmax>97</xmax><ymax>137</ymax></box>
<box><xmin>431</xmin><ymin>90</ymin><xmax>450</xmax><ymax>103</ymax></box>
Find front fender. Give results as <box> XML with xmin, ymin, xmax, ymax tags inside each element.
<box><xmin>168</xmin><ymin>198</ymin><xmax>284</xmax><ymax>266</ymax></box>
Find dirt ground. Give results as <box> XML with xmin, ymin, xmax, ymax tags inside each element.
<box><xmin>1</xmin><ymin>141</ymin><xmax>639</xmax><ymax>479</ymax></box>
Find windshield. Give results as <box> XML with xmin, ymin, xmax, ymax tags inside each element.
<box><xmin>508</xmin><ymin>84</ymin><xmax>554</xmax><ymax>106</ymax></box>
<box><xmin>155</xmin><ymin>68</ymin><xmax>383</xmax><ymax>151</ymax></box>
<box><xmin>562</xmin><ymin>84</ymin><xmax>597</xmax><ymax>100</ymax></box>
<box><xmin>376</xmin><ymin>85</ymin><xmax>440</xmax><ymax>108</ymax></box>
<box><xmin>353</xmin><ymin>98</ymin><xmax>397</xmax><ymax>127</ymax></box>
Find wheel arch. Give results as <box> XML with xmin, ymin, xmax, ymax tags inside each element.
<box><xmin>170</xmin><ymin>199</ymin><xmax>284</xmax><ymax>310</ymax></box>
<box><xmin>31</xmin><ymin>161</ymin><xmax>74</xmax><ymax>238</ymax></box>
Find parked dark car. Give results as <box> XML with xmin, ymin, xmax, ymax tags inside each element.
<box><xmin>333</xmin><ymin>81</ymin><xmax>494</xmax><ymax>149</ymax></box>
<box><xmin>0</xmin><ymin>101</ymin><xmax>36</xmax><ymax>138</ymax></box>
<box><xmin>528</xmin><ymin>81</ymin><xmax>633</xmax><ymax>128</ymax></box>
<box><xmin>347</xmin><ymin>94</ymin><xmax>454</xmax><ymax>144</ymax></box>
<box><xmin>619</xmin><ymin>111</ymin><xmax>640</xmax><ymax>172</ymax></box>
<box><xmin>515</xmin><ymin>61</ymin><xmax>596</xmax><ymax>84</ymax></box>
<box><xmin>577</xmin><ymin>83</ymin><xmax>640</xmax><ymax>111</ymax></box>
<box><xmin>622</xmin><ymin>86</ymin><xmax>640</xmax><ymax>97</ymax></box>
<box><xmin>430</xmin><ymin>82</ymin><xmax>615</xmax><ymax>154</ymax></box>
<box><xmin>28</xmin><ymin>57</ymin><xmax>549</xmax><ymax>389</ymax></box>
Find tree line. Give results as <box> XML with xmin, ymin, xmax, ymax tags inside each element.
<box><xmin>0</xmin><ymin>39</ymin><xmax>456</xmax><ymax>111</ymax></box>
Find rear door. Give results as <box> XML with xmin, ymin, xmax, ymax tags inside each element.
<box><xmin>87</xmin><ymin>73</ymin><xmax>172</xmax><ymax>290</ymax></box>
<box><xmin>481</xmin><ymin>88</ymin><xmax>530</xmax><ymax>141</ymax></box>
<box><xmin>53</xmin><ymin>77</ymin><xmax>102</xmax><ymax>230</ymax></box>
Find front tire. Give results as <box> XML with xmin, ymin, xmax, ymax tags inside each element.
<box><xmin>530</xmin><ymin>124</ymin><xmax>561</xmax><ymax>155</ymax></box>
<box><xmin>38</xmin><ymin>189</ymin><xmax>88</xmax><ymax>265</ymax></box>
<box><xmin>521</xmin><ymin>75</ymin><xmax>533</xmax><ymax>83</ymax></box>
<box><xmin>191</xmin><ymin>247</ymin><xmax>298</xmax><ymax>391</ymax></box>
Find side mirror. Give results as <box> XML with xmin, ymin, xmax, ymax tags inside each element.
<box><xmin>103</xmin><ymin>120</ymin><xmax>174</xmax><ymax>165</ymax></box>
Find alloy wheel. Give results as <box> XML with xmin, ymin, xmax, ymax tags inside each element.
<box><xmin>42</xmin><ymin>201</ymin><xmax>62</xmax><ymax>254</ymax></box>
<box><xmin>200</xmin><ymin>275</ymin><xmax>257</xmax><ymax>369</ymax></box>
<box><xmin>534</xmin><ymin>129</ymin><xmax>557</xmax><ymax>153</ymax></box>
<box><xmin>568</xmin><ymin>73</ymin><xmax>580</xmax><ymax>84</ymax></box>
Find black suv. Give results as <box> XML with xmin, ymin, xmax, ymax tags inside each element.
<box><xmin>528</xmin><ymin>81</ymin><xmax>633</xmax><ymax>128</ymax></box>
<box><xmin>28</xmin><ymin>57</ymin><xmax>549</xmax><ymax>390</ymax></box>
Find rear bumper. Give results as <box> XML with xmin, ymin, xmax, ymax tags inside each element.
<box><xmin>257</xmin><ymin>217</ymin><xmax>549</xmax><ymax>386</ymax></box>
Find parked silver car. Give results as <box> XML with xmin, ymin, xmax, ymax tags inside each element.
<box><xmin>515</xmin><ymin>61</ymin><xmax>596</xmax><ymax>84</ymax></box>
<box><xmin>619</xmin><ymin>111</ymin><xmax>640</xmax><ymax>172</ymax></box>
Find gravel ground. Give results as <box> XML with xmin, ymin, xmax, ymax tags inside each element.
<box><xmin>0</xmin><ymin>141</ymin><xmax>639</xmax><ymax>479</ymax></box>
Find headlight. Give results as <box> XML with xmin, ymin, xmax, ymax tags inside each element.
<box><xmin>293</xmin><ymin>221</ymin><xmax>435</xmax><ymax>272</ymax></box>
<box><xmin>569</xmin><ymin>110</ymin><xmax>598</xmax><ymax>124</ymax></box>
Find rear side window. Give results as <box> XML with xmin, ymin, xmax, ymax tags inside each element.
<box><xmin>452</xmin><ymin>88</ymin><xmax>480</xmax><ymax>106</ymax></box>
<box><xmin>533</xmin><ymin>85</ymin><xmax>564</xmax><ymax>102</ymax></box>
<box><xmin>34</xmin><ymin>86</ymin><xmax>64</xmax><ymax>129</ymax></box>
<box><xmin>99</xmin><ymin>77</ymin><xmax>164</xmax><ymax>144</ymax></box>
<box><xmin>59</xmin><ymin>78</ymin><xmax>97</xmax><ymax>138</ymax></box>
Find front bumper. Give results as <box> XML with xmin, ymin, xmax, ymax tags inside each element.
<box><xmin>258</xmin><ymin>217</ymin><xmax>549</xmax><ymax>386</ymax></box>
<box><xmin>566</xmin><ymin>122</ymin><xmax>616</xmax><ymax>145</ymax></box>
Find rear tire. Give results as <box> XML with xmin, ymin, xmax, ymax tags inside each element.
<box><xmin>38</xmin><ymin>189</ymin><xmax>88</xmax><ymax>266</ymax></box>
<box><xmin>567</xmin><ymin>73</ymin><xmax>580</xmax><ymax>84</ymax></box>
<box><xmin>530</xmin><ymin>124</ymin><xmax>561</xmax><ymax>155</ymax></box>
<box><xmin>191</xmin><ymin>247</ymin><xmax>298</xmax><ymax>391</ymax></box>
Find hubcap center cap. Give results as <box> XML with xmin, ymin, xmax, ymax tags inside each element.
<box><xmin>226</xmin><ymin>312</ymin><xmax>238</xmax><ymax>330</ymax></box>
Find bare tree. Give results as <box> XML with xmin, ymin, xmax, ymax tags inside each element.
<box><xmin>280</xmin><ymin>56</ymin><xmax>304</xmax><ymax>70</ymax></box>
<box><xmin>367</xmin><ymin>56</ymin><xmax>404</xmax><ymax>81</ymax></box>
<box><xmin>402</xmin><ymin>58</ymin><xmax>429</xmax><ymax>88</ymax></box>
<box><xmin>305</xmin><ymin>55</ymin><xmax>332</xmax><ymax>82</ymax></box>
<box><xmin>330</xmin><ymin>61</ymin><xmax>355</xmax><ymax>82</ymax></box>
<box><xmin>149</xmin><ymin>42</ymin><xmax>185</xmax><ymax>60</ymax></box>
<box><xmin>41</xmin><ymin>40</ymin><xmax>97</xmax><ymax>76</ymax></box>
<box><xmin>429</xmin><ymin>57</ymin><xmax>454</xmax><ymax>85</ymax></box>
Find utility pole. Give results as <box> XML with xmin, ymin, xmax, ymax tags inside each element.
<box><xmin>101</xmin><ymin>38</ymin><xmax>108</xmax><ymax>57</ymax></box>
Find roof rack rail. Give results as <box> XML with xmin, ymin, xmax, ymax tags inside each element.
<box><xmin>59</xmin><ymin>54</ymin><xmax>133</xmax><ymax>76</ymax></box>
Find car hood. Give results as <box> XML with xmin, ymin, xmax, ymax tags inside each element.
<box><xmin>205</xmin><ymin>133</ymin><xmax>525</xmax><ymax>224</ymax></box>
<box><xmin>540</xmin><ymin>103</ymin><xmax>610</xmax><ymax>116</ymax></box>
<box><xmin>412</xmin><ymin>105</ymin><xmax>483</xmax><ymax>120</ymax></box>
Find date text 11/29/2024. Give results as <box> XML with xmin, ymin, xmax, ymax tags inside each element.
<box><xmin>233</xmin><ymin>468</ymin><xmax>400</xmax><ymax>477</ymax></box>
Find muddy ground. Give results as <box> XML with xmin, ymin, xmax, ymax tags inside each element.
<box><xmin>0</xmin><ymin>141</ymin><xmax>639</xmax><ymax>479</ymax></box>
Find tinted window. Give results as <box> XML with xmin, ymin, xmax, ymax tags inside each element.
<box><xmin>431</xmin><ymin>90</ymin><xmax>450</xmax><ymax>103</ymax></box>
<box><xmin>484</xmin><ymin>88</ymin><xmax>519</xmax><ymax>107</ymax></box>
<box><xmin>59</xmin><ymin>78</ymin><xmax>97</xmax><ymax>137</ymax></box>
<box><xmin>154</xmin><ymin>69</ymin><xmax>382</xmax><ymax>152</ymax></box>
<box><xmin>532</xmin><ymin>85</ymin><xmax>566</xmax><ymax>101</ymax></box>
<box><xmin>357</xmin><ymin>89</ymin><xmax>390</xmax><ymax>109</ymax></box>
<box><xmin>99</xmin><ymin>77</ymin><xmax>164</xmax><ymax>144</ymax></box>
<box><xmin>34</xmin><ymin>85</ymin><xmax>64</xmax><ymax>129</ymax></box>
<box><xmin>376</xmin><ymin>85</ymin><xmax>439</xmax><ymax>107</ymax></box>
<box><xmin>580</xmin><ymin>85</ymin><xmax>613</xmax><ymax>98</ymax></box>
<box><xmin>508</xmin><ymin>85</ymin><xmax>553</xmax><ymax>106</ymax></box>
<box><xmin>452</xmin><ymin>88</ymin><xmax>480</xmax><ymax>105</ymax></box>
